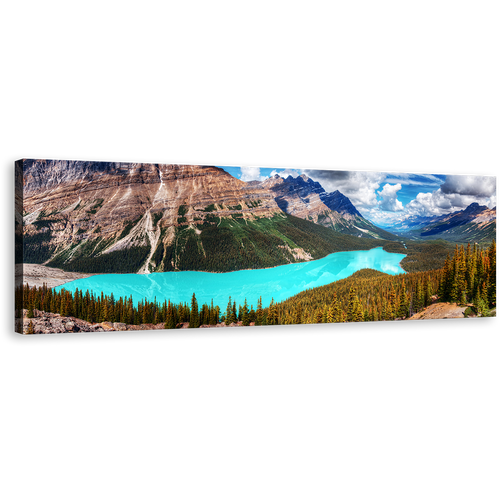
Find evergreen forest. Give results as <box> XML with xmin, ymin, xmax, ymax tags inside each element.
<box><xmin>17</xmin><ymin>241</ymin><xmax>496</xmax><ymax>332</ymax></box>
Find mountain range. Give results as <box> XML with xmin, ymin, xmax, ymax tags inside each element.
<box><xmin>258</xmin><ymin>174</ymin><xmax>395</xmax><ymax>239</ymax></box>
<box><xmin>389</xmin><ymin>202</ymin><xmax>496</xmax><ymax>243</ymax></box>
<box><xmin>16</xmin><ymin>160</ymin><xmax>496</xmax><ymax>274</ymax></box>
<box><xmin>16</xmin><ymin>160</ymin><xmax>396</xmax><ymax>274</ymax></box>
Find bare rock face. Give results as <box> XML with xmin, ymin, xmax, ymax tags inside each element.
<box><xmin>19</xmin><ymin>160</ymin><xmax>285</xmax><ymax>272</ymax></box>
<box><xmin>17</xmin><ymin>159</ymin><xmax>391</xmax><ymax>274</ymax></box>
<box><xmin>259</xmin><ymin>174</ymin><xmax>389</xmax><ymax>238</ymax></box>
<box><xmin>261</xmin><ymin>173</ymin><xmax>360</xmax><ymax>221</ymax></box>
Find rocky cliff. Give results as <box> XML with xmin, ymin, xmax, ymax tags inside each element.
<box><xmin>17</xmin><ymin>159</ymin><xmax>393</xmax><ymax>273</ymax></box>
<box><xmin>260</xmin><ymin>174</ymin><xmax>395</xmax><ymax>239</ymax></box>
<box><xmin>20</xmin><ymin>160</ymin><xmax>285</xmax><ymax>272</ymax></box>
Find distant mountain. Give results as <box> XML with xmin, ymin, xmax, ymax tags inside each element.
<box><xmin>384</xmin><ymin>214</ymin><xmax>443</xmax><ymax>234</ymax></box>
<box><xmin>259</xmin><ymin>174</ymin><xmax>397</xmax><ymax>240</ymax></box>
<box><xmin>392</xmin><ymin>203</ymin><xmax>496</xmax><ymax>243</ymax></box>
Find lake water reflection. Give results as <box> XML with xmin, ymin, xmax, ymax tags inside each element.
<box><xmin>55</xmin><ymin>247</ymin><xmax>406</xmax><ymax>309</ymax></box>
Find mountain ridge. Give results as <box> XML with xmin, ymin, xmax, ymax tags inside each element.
<box><xmin>388</xmin><ymin>202</ymin><xmax>496</xmax><ymax>243</ymax></box>
<box><xmin>17</xmin><ymin>160</ymin><xmax>396</xmax><ymax>273</ymax></box>
<box><xmin>257</xmin><ymin>173</ymin><xmax>396</xmax><ymax>240</ymax></box>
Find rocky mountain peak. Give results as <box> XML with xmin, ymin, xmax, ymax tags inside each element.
<box><xmin>463</xmin><ymin>202</ymin><xmax>485</xmax><ymax>213</ymax></box>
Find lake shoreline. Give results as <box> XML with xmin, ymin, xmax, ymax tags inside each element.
<box><xmin>16</xmin><ymin>264</ymin><xmax>97</xmax><ymax>289</ymax></box>
<box><xmin>20</xmin><ymin>247</ymin><xmax>407</xmax><ymax>291</ymax></box>
<box><xmin>143</xmin><ymin>246</ymin><xmax>408</xmax><ymax>275</ymax></box>
<box><xmin>51</xmin><ymin>247</ymin><xmax>407</xmax><ymax>310</ymax></box>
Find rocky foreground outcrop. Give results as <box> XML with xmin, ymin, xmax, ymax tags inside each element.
<box><xmin>19</xmin><ymin>309</ymin><xmax>106</xmax><ymax>334</ymax></box>
<box><xmin>17</xmin><ymin>309</ymin><xmax>250</xmax><ymax>334</ymax></box>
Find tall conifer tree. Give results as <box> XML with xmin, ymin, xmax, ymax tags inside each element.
<box><xmin>256</xmin><ymin>296</ymin><xmax>264</xmax><ymax>326</ymax></box>
<box><xmin>189</xmin><ymin>293</ymin><xmax>199</xmax><ymax>328</ymax></box>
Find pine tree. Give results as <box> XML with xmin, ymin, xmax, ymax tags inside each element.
<box><xmin>398</xmin><ymin>279</ymin><xmax>409</xmax><ymax>319</ymax></box>
<box><xmin>249</xmin><ymin>306</ymin><xmax>256</xmax><ymax>324</ymax></box>
<box><xmin>425</xmin><ymin>279</ymin><xmax>433</xmax><ymax>307</ymax></box>
<box><xmin>353</xmin><ymin>297</ymin><xmax>364</xmax><ymax>322</ymax></box>
<box><xmin>465</xmin><ymin>243</ymin><xmax>475</xmax><ymax>297</ymax></box>
<box><xmin>189</xmin><ymin>293</ymin><xmax>199</xmax><ymax>328</ymax></box>
<box><xmin>327</xmin><ymin>305</ymin><xmax>334</xmax><ymax>323</ymax></box>
<box><xmin>256</xmin><ymin>296</ymin><xmax>264</xmax><ymax>326</ymax></box>
<box><xmin>347</xmin><ymin>286</ymin><xmax>358</xmax><ymax>322</ymax></box>
<box><xmin>267</xmin><ymin>298</ymin><xmax>277</xmax><ymax>325</ymax></box>
<box><xmin>314</xmin><ymin>307</ymin><xmax>323</xmax><ymax>324</ymax></box>
<box><xmin>59</xmin><ymin>295</ymin><xmax>66</xmax><ymax>317</ymax></box>
<box><xmin>415</xmin><ymin>280</ymin><xmax>424</xmax><ymax>311</ymax></box>
<box><xmin>456</xmin><ymin>246</ymin><xmax>468</xmax><ymax>304</ymax></box>
<box><xmin>363</xmin><ymin>309</ymin><xmax>370</xmax><ymax>322</ymax></box>
<box><xmin>473</xmin><ymin>287</ymin><xmax>487</xmax><ymax>316</ymax></box>
<box><xmin>101</xmin><ymin>299</ymin><xmax>109</xmax><ymax>322</ymax></box>
<box><xmin>231</xmin><ymin>301</ymin><xmax>237</xmax><ymax>324</ymax></box>
<box><xmin>225</xmin><ymin>296</ymin><xmax>232</xmax><ymax>325</ymax></box>
<box><xmin>322</xmin><ymin>304</ymin><xmax>328</xmax><ymax>323</ymax></box>
<box><xmin>207</xmin><ymin>299</ymin><xmax>215</xmax><ymax>325</ymax></box>
<box><xmin>294</xmin><ymin>303</ymin><xmax>303</xmax><ymax>324</ymax></box>
<box><xmin>439</xmin><ymin>253</ymin><xmax>452</xmax><ymax>301</ymax></box>
<box><xmin>388</xmin><ymin>284</ymin><xmax>397</xmax><ymax>320</ymax></box>
<box><xmin>488</xmin><ymin>240</ymin><xmax>496</xmax><ymax>306</ymax></box>
<box><xmin>164</xmin><ymin>301</ymin><xmax>176</xmax><ymax>329</ymax></box>
<box><xmin>242</xmin><ymin>298</ymin><xmax>250</xmax><ymax>326</ymax></box>
<box><xmin>334</xmin><ymin>293</ymin><xmax>343</xmax><ymax>322</ymax></box>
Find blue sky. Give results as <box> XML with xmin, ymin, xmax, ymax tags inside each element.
<box><xmin>218</xmin><ymin>165</ymin><xmax>496</xmax><ymax>225</ymax></box>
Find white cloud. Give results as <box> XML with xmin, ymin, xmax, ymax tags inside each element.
<box><xmin>440</xmin><ymin>175</ymin><xmax>496</xmax><ymax>197</ymax></box>
<box><xmin>364</xmin><ymin>207</ymin><xmax>407</xmax><ymax>226</ymax></box>
<box><xmin>259</xmin><ymin>169</ymin><xmax>496</xmax><ymax>221</ymax></box>
<box><xmin>268</xmin><ymin>168</ymin><xmax>301</xmax><ymax>178</ymax></box>
<box><xmin>378</xmin><ymin>183</ymin><xmax>404</xmax><ymax>212</ymax></box>
<box><xmin>240</xmin><ymin>166</ymin><xmax>266</xmax><ymax>182</ymax></box>
<box><xmin>303</xmin><ymin>169</ymin><xmax>384</xmax><ymax>211</ymax></box>
<box><xmin>383</xmin><ymin>173</ymin><xmax>444</xmax><ymax>186</ymax></box>
<box><xmin>387</xmin><ymin>174</ymin><xmax>496</xmax><ymax>218</ymax></box>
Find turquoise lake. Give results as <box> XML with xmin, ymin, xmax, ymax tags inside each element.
<box><xmin>54</xmin><ymin>247</ymin><xmax>406</xmax><ymax>309</ymax></box>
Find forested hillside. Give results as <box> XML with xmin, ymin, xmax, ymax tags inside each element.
<box><xmin>152</xmin><ymin>214</ymin><xmax>393</xmax><ymax>273</ymax></box>
<box><xmin>271</xmin><ymin>240</ymin><xmax>495</xmax><ymax>324</ymax></box>
<box><xmin>17</xmin><ymin>241</ymin><xmax>496</xmax><ymax>332</ymax></box>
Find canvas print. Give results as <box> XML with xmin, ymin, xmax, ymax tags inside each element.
<box><xmin>15</xmin><ymin>159</ymin><xmax>496</xmax><ymax>334</ymax></box>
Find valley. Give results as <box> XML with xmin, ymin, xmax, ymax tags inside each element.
<box><xmin>389</xmin><ymin>203</ymin><xmax>496</xmax><ymax>243</ymax></box>
<box><xmin>16</xmin><ymin>159</ymin><xmax>496</xmax><ymax>332</ymax></box>
<box><xmin>17</xmin><ymin>161</ymin><xmax>402</xmax><ymax>274</ymax></box>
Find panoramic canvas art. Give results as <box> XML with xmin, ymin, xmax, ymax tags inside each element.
<box><xmin>15</xmin><ymin>159</ymin><xmax>496</xmax><ymax>334</ymax></box>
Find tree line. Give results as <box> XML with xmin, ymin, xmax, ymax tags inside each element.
<box><xmin>439</xmin><ymin>241</ymin><xmax>496</xmax><ymax>314</ymax></box>
<box><xmin>17</xmin><ymin>241</ymin><xmax>495</xmax><ymax>330</ymax></box>
<box><xmin>16</xmin><ymin>284</ymin><xmax>264</xmax><ymax>328</ymax></box>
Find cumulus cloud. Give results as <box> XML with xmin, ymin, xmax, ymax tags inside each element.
<box><xmin>240</xmin><ymin>166</ymin><xmax>266</xmax><ymax>182</ymax></box>
<box><xmin>405</xmin><ymin>184</ymin><xmax>498</xmax><ymax>216</ymax></box>
<box><xmin>261</xmin><ymin>169</ymin><xmax>495</xmax><ymax>220</ymax></box>
<box><xmin>440</xmin><ymin>175</ymin><xmax>496</xmax><ymax>197</ymax></box>
<box><xmin>405</xmin><ymin>175</ymin><xmax>496</xmax><ymax>217</ymax></box>
<box><xmin>269</xmin><ymin>168</ymin><xmax>301</xmax><ymax>178</ymax></box>
<box><xmin>303</xmin><ymin>169</ymin><xmax>384</xmax><ymax>211</ymax></box>
<box><xmin>378</xmin><ymin>183</ymin><xmax>404</xmax><ymax>212</ymax></box>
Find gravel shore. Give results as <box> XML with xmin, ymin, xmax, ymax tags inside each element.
<box><xmin>16</xmin><ymin>264</ymin><xmax>94</xmax><ymax>289</ymax></box>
